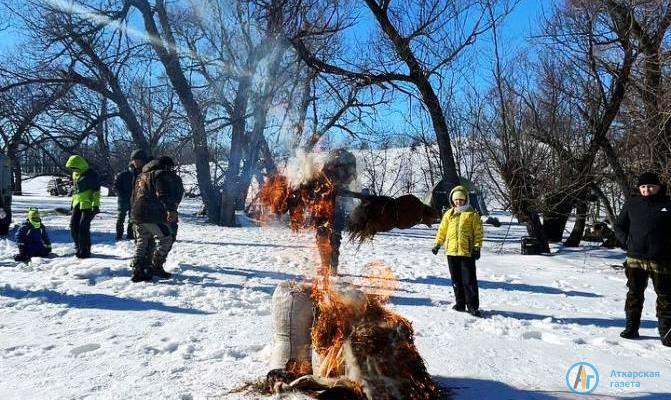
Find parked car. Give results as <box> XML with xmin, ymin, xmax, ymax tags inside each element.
<box><xmin>47</xmin><ymin>177</ymin><xmax>73</xmax><ymax>196</ymax></box>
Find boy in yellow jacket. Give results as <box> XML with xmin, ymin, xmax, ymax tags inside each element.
<box><xmin>432</xmin><ymin>185</ymin><xmax>484</xmax><ymax>316</ymax></box>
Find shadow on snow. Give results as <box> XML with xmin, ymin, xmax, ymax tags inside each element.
<box><xmin>0</xmin><ymin>286</ymin><xmax>211</xmax><ymax>315</ymax></box>
<box><xmin>400</xmin><ymin>276</ymin><xmax>602</xmax><ymax>298</ymax></box>
<box><xmin>435</xmin><ymin>376</ymin><xmax>671</xmax><ymax>399</ymax></box>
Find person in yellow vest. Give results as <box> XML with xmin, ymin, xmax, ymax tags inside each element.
<box><xmin>432</xmin><ymin>185</ymin><xmax>484</xmax><ymax>317</ymax></box>
<box><xmin>65</xmin><ymin>155</ymin><xmax>101</xmax><ymax>258</ymax></box>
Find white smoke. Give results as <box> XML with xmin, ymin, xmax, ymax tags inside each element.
<box><xmin>285</xmin><ymin>149</ymin><xmax>323</xmax><ymax>189</ymax></box>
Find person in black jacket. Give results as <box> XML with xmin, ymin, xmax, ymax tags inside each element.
<box><xmin>114</xmin><ymin>150</ymin><xmax>149</xmax><ymax>240</ymax></box>
<box><xmin>614</xmin><ymin>172</ymin><xmax>671</xmax><ymax>347</ymax></box>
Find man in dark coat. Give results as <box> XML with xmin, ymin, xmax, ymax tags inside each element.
<box><xmin>129</xmin><ymin>156</ymin><xmax>181</xmax><ymax>282</ymax></box>
<box><xmin>114</xmin><ymin>149</ymin><xmax>149</xmax><ymax>240</ymax></box>
<box><xmin>614</xmin><ymin>171</ymin><xmax>671</xmax><ymax>347</ymax></box>
<box><xmin>14</xmin><ymin>208</ymin><xmax>51</xmax><ymax>261</ymax></box>
<box><xmin>65</xmin><ymin>155</ymin><xmax>100</xmax><ymax>259</ymax></box>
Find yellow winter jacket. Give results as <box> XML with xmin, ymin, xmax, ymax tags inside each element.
<box><xmin>65</xmin><ymin>155</ymin><xmax>101</xmax><ymax>210</ymax></box>
<box><xmin>434</xmin><ymin>186</ymin><xmax>484</xmax><ymax>257</ymax></box>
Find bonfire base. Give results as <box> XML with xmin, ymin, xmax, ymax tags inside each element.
<box><xmin>266</xmin><ymin>370</ymin><xmax>364</xmax><ymax>399</ymax></box>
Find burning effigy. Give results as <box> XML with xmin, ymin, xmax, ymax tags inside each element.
<box><xmin>253</xmin><ymin>150</ymin><xmax>444</xmax><ymax>399</ymax></box>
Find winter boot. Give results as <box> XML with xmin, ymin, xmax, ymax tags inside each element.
<box><xmin>452</xmin><ymin>304</ymin><xmax>466</xmax><ymax>312</ymax></box>
<box><xmin>659</xmin><ymin>320</ymin><xmax>671</xmax><ymax>347</ymax></box>
<box><xmin>131</xmin><ymin>263</ymin><xmax>153</xmax><ymax>283</ymax></box>
<box><xmin>620</xmin><ymin>313</ymin><xmax>641</xmax><ymax>339</ymax></box>
<box><xmin>467</xmin><ymin>308</ymin><xmax>482</xmax><ymax>318</ymax></box>
<box><xmin>13</xmin><ymin>253</ymin><xmax>30</xmax><ymax>262</ymax></box>
<box><xmin>662</xmin><ymin>329</ymin><xmax>671</xmax><ymax>347</ymax></box>
<box><xmin>152</xmin><ymin>257</ymin><xmax>172</xmax><ymax>279</ymax></box>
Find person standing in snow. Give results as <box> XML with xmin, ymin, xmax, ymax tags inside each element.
<box><xmin>317</xmin><ymin>148</ymin><xmax>357</xmax><ymax>275</ymax></box>
<box><xmin>129</xmin><ymin>156</ymin><xmax>181</xmax><ymax>282</ymax></box>
<box><xmin>65</xmin><ymin>155</ymin><xmax>101</xmax><ymax>259</ymax></box>
<box><xmin>614</xmin><ymin>172</ymin><xmax>671</xmax><ymax>347</ymax></box>
<box><xmin>114</xmin><ymin>149</ymin><xmax>149</xmax><ymax>240</ymax></box>
<box><xmin>14</xmin><ymin>208</ymin><xmax>52</xmax><ymax>261</ymax></box>
<box><xmin>432</xmin><ymin>185</ymin><xmax>484</xmax><ymax>317</ymax></box>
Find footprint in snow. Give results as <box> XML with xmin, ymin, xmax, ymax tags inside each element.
<box><xmin>70</xmin><ymin>343</ymin><xmax>101</xmax><ymax>356</ymax></box>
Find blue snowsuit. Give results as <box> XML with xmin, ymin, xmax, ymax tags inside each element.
<box><xmin>15</xmin><ymin>220</ymin><xmax>52</xmax><ymax>258</ymax></box>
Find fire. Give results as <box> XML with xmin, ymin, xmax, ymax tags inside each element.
<box><xmin>258</xmin><ymin>172</ymin><xmax>442</xmax><ymax>399</ymax></box>
<box><xmin>309</xmin><ymin>266</ymin><xmax>440</xmax><ymax>399</ymax></box>
<box><xmin>258</xmin><ymin>172</ymin><xmax>337</xmax><ymax>275</ymax></box>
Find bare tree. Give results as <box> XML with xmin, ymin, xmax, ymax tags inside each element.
<box><xmin>292</xmin><ymin>0</ymin><xmax>515</xmax><ymax>192</ymax></box>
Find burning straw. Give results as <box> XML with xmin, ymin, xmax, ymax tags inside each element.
<box><xmin>308</xmin><ymin>263</ymin><xmax>441</xmax><ymax>400</ymax></box>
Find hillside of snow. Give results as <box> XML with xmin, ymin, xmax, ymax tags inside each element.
<box><xmin>0</xmin><ymin>176</ymin><xmax>669</xmax><ymax>399</ymax></box>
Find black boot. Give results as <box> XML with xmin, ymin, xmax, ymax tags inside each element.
<box><xmin>659</xmin><ymin>320</ymin><xmax>671</xmax><ymax>347</ymax></box>
<box><xmin>131</xmin><ymin>263</ymin><xmax>153</xmax><ymax>283</ymax></box>
<box><xmin>452</xmin><ymin>304</ymin><xmax>466</xmax><ymax>312</ymax></box>
<box><xmin>662</xmin><ymin>329</ymin><xmax>671</xmax><ymax>347</ymax></box>
<box><xmin>152</xmin><ymin>257</ymin><xmax>172</xmax><ymax>279</ymax></box>
<box><xmin>14</xmin><ymin>253</ymin><xmax>30</xmax><ymax>262</ymax></box>
<box><xmin>467</xmin><ymin>307</ymin><xmax>482</xmax><ymax>317</ymax></box>
<box><xmin>620</xmin><ymin>313</ymin><xmax>641</xmax><ymax>339</ymax></box>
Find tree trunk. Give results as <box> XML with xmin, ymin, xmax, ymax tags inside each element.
<box><xmin>564</xmin><ymin>199</ymin><xmax>588</xmax><ymax>247</ymax></box>
<box><xmin>364</xmin><ymin>0</ymin><xmax>460</xmax><ymax>190</ymax></box>
<box><xmin>95</xmin><ymin>98</ymin><xmax>115</xmax><ymax>194</ymax></box>
<box><xmin>542</xmin><ymin>198</ymin><xmax>572</xmax><ymax>242</ymax></box>
<box><xmin>219</xmin><ymin>70</ymin><xmax>253</xmax><ymax>226</ymax></box>
<box><xmin>10</xmin><ymin>153</ymin><xmax>22</xmax><ymax>195</ymax></box>
<box><xmin>590</xmin><ymin>183</ymin><xmax>617</xmax><ymax>226</ymax></box>
<box><xmin>131</xmin><ymin>0</ymin><xmax>218</xmax><ymax>222</ymax></box>
<box><xmin>523</xmin><ymin>207</ymin><xmax>551</xmax><ymax>254</ymax></box>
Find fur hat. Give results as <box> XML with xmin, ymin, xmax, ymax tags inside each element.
<box><xmin>637</xmin><ymin>172</ymin><xmax>661</xmax><ymax>187</ymax></box>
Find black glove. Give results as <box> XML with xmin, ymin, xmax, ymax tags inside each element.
<box><xmin>432</xmin><ymin>245</ymin><xmax>441</xmax><ymax>255</ymax></box>
<box><xmin>472</xmin><ymin>247</ymin><xmax>481</xmax><ymax>260</ymax></box>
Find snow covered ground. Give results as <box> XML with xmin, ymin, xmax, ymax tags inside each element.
<box><xmin>1</xmin><ymin>176</ymin><xmax>670</xmax><ymax>399</ymax></box>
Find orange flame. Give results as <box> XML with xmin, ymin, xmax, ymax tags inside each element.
<box><xmin>258</xmin><ymin>172</ymin><xmax>337</xmax><ymax>273</ymax></box>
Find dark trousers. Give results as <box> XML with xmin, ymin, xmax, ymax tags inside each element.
<box><xmin>625</xmin><ymin>267</ymin><xmax>671</xmax><ymax>334</ymax></box>
<box><xmin>116</xmin><ymin>205</ymin><xmax>133</xmax><ymax>239</ymax></box>
<box><xmin>448</xmin><ymin>256</ymin><xmax>480</xmax><ymax>310</ymax></box>
<box><xmin>70</xmin><ymin>205</ymin><xmax>94</xmax><ymax>257</ymax></box>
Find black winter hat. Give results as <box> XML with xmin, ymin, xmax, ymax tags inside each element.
<box><xmin>637</xmin><ymin>172</ymin><xmax>661</xmax><ymax>186</ymax></box>
<box><xmin>130</xmin><ymin>149</ymin><xmax>149</xmax><ymax>162</ymax></box>
<box><xmin>158</xmin><ymin>156</ymin><xmax>175</xmax><ymax>168</ymax></box>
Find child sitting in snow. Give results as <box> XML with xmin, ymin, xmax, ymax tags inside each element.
<box><xmin>14</xmin><ymin>208</ymin><xmax>52</xmax><ymax>261</ymax></box>
<box><xmin>432</xmin><ymin>185</ymin><xmax>484</xmax><ymax>317</ymax></box>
